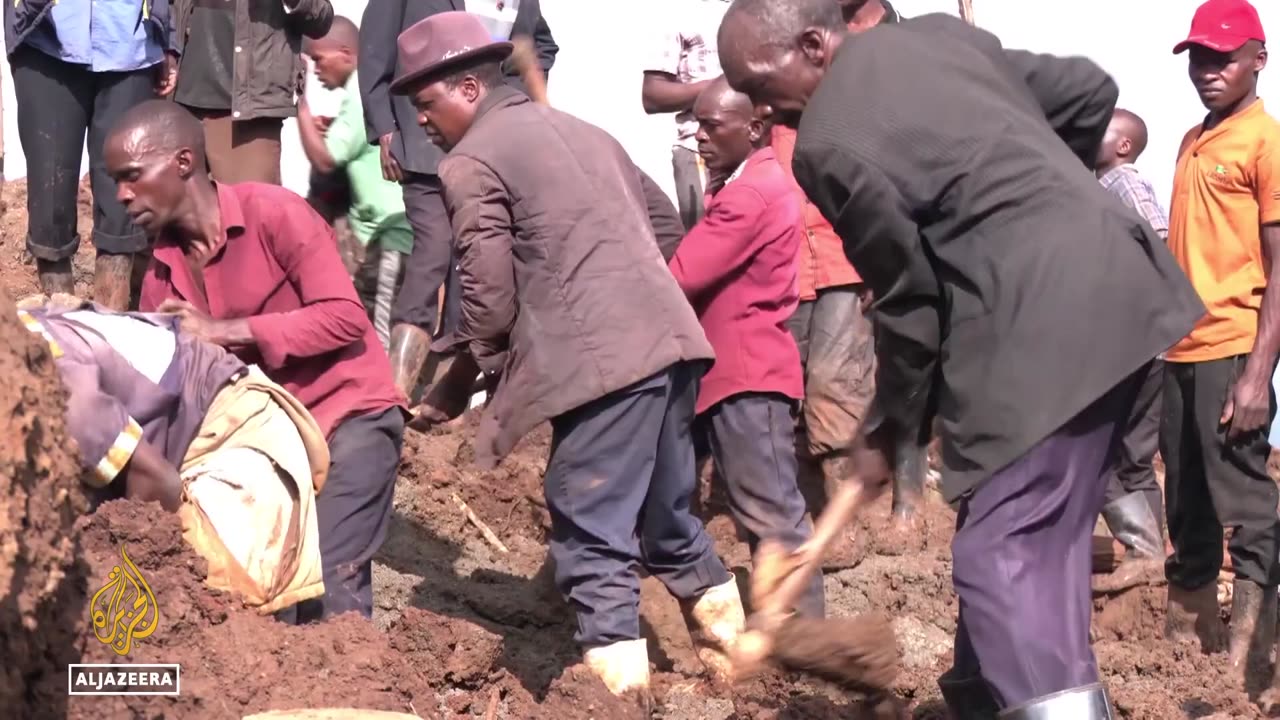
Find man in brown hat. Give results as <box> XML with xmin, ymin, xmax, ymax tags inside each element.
<box><xmin>394</xmin><ymin>11</ymin><xmax>741</xmax><ymax>706</ymax></box>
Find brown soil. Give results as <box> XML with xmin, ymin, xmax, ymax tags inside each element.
<box><xmin>0</xmin><ymin>177</ymin><xmax>1265</xmax><ymax>718</ymax></box>
<box><xmin>0</xmin><ymin>288</ymin><xmax>90</xmax><ymax>720</ymax></box>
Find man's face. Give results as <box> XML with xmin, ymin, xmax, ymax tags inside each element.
<box><xmin>1188</xmin><ymin>43</ymin><xmax>1267</xmax><ymax>112</ymax></box>
<box><xmin>409</xmin><ymin>76</ymin><xmax>482</xmax><ymax>151</ymax></box>
<box><xmin>720</xmin><ymin>24</ymin><xmax>832</xmax><ymax>129</ymax></box>
<box><xmin>693</xmin><ymin>92</ymin><xmax>760</xmax><ymax>173</ymax></box>
<box><xmin>307</xmin><ymin>43</ymin><xmax>354</xmax><ymax>90</ymax></box>
<box><xmin>104</xmin><ymin>131</ymin><xmax>189</xmax><ymax>235</ymax></box>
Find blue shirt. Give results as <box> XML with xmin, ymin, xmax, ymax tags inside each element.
<box><xmin>25</xmin><ymin>0</ymin><xmax>164</xmax><ymax>72</ymax></box>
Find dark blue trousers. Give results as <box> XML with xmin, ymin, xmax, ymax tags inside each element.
<box><xmin>702</xmin><ymin>392</ymin><xmax>824</xmax><ymax>618</ymax></box>
<box><xmin>545</xmin><ymin>362</ymin><xmax>731</xmax><ymax>647</ymax></box>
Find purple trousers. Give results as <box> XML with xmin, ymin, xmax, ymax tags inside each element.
<box><xmin>948</xmin><ymin>368</ymin><xmax>1141</xmax><ymax>709</ymax></box>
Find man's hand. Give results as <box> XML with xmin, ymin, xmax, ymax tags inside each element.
<box><xmin>314</xmin><ymin>115</ymin><xmax>334</xmax><ymax>134</ymax></box>
<box><xmin>155</xmin><ymin>51</ymin><xmax>179</xmax><ymax>97</ymax></box>
<box><xmin>849</xmin><ymin>424</ymin><xmax>895</xmax><ymax>501</ymax></box>
<box><xmin>379</xmin><ymin>132</ymin><xmax>404</xmax><ymax>183</ymax></box>
<box><xmin>408</xmin><ymin>353</ymin><xmax>481</xmax><ymax>432</ymax></box>
<box><xmin>1221</xmin><ymin>368</ymin><xmax>1272</xmax><ymax>442</ymax></box>
<box><xmin>156</xmin><ymin>298</ymin><xmax>237</xmax><ymax>345</ymax></box>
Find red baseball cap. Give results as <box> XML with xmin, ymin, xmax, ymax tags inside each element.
<box><xmin>1174</xmin><ymin>0</ymin><xmax>1266</xmax><ymax>54</ymax></box>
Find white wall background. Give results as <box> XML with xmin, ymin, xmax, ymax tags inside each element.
<box><xmin>2</xmin><ymin>0</ymin><xmax>1278</xmax><ymax>210</ymax></box>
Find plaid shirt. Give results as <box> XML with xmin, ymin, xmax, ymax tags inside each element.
<box><xmin>646</xmin><ymin>0</ymin><xmax>733</xmax><ymax>151</ymax></box>
<box><xmin>1099</xmin><ymin>164</ymin><xmax>1169</xmax><ymax>239</ymax></box>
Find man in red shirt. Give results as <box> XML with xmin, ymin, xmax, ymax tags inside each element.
<box><xmin>668</xmin><ymin>76</ymin><xmax>823</xmax><ymax>619</ymax></box>
<box><xmin>103</xmin><ymin>99</ymin><xmax>408</xmax><ymax>621</ymax></box>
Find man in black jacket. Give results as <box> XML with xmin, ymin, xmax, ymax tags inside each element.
<box><xmin>719</xmin><ymin>1</ymin><xmax>1205</xmax><ymax>718</ymax></box>
<box><xmin>359</xmin><ymin>0</ymin><xmax>558</xmax><ymax>397</ymax></box>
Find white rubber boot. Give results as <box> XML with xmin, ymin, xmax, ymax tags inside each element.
<box><xmin>583</xmin><ymin>638</ymin><xmax>651</xmax><ymax>696</ymax></box>
<box><xmin>680</xmin><ymin>578</ymin><xmax>746</xmax><ymax>682</ymax></box>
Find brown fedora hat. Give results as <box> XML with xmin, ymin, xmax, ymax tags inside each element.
<box><xmin>390</xmin><ymin>11</ymin><xmax>514</xmax><ymax>95</ymax></box>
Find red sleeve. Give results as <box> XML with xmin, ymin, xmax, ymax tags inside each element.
<box><xmin>668</xmin><ymin>184</ymin><xmax>769</xmax><ymax>302</ymax></box>
<box><xmin>245</xmin><ymin>199</ymin><xmax>370</xmax><ymax>369</ymax></box>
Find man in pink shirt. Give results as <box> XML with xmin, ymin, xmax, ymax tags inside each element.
<box><xmin>668</xmin><ymin>77</ymin><xmax>823</xmax><ymax>618</ymax></box>
<box><xmin>104</xmin><ymin>99</ymin><xmax>407</xmax><ymax>621</ymax></box>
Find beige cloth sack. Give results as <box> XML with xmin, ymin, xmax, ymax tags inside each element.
<box><xmin>178</xmin><ymin>367</ymin><xmax>330</xmax><ymax>614</ymax></box>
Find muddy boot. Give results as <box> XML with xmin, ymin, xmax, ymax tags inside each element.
<box><xmin>1093</xmin><ymin>492</ymin><xmax>1165</xmax><ymax>595</ymax></box>
<box><xmin>583</xmin><ymin>638</ymin><xmax>652</xmax><ymax>715</ymax></box>
<box><xmin>388</xmin><ymin>324</ymin><xmax>432</xmax><ymax>400</ymax></box>
<box><xmin>1226</xmin><ymin>579</ymin><xmax>1277</xmax><ymax>690</ymax></box>
<box><xmin>1260</xmin><ymin>629</ymin><xmax>1280</xmax><ymax>712</ymax></box>
<box><xmin>679</xmin><ymin>578</ymin><xmax>745</xmax><ymax>683</ymax></box>
<box><xmin>1165</xmin><ymin>581</ymin><xmax>1228</xmax><ymax>652</ymax></box>
<box><xmin>37</xmin><ymin>258</ymin><xmax>75</xmax><ymax>296</ymax></box>
<box><xmin>93</xmin><ymin>253</ymin><xmax>134</xmax><ymax>311</ymax></box>
<box><xmin>937</xmin><ymin>668</ymin><xmax>998</xmax><ymax>720</ymax></box>
<box><xmin>1000</xmin><ymin>682</ymin><xmax>1114</xmax><ymax>719</ymax></box>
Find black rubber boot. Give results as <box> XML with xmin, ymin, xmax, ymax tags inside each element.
<box><xmin>938</xmin><ymin>668</ymin><xmax>999</xmax><ymax>720</ymax></box>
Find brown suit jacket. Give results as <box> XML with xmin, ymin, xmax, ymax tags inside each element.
<box><xmin>793</xmin><ymin>14</ymin><xmax>1205</xmax><ymax>499</ymax></box>
<box><xmin>439</xmin><ymin>86</ymin><xmax>713</xmax><ymax>467</ymax></box>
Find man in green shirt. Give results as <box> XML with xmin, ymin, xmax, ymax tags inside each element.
<box><xmin>297</xmin><ymin>16</ymin><xmax>414</xmax><ymax>348</ymax></box>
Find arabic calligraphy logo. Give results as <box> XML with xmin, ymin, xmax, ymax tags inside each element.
<box><xmin>90</xmin><ymin>545</ymin><xmax>159</xmax><ymax>656</ymax></box>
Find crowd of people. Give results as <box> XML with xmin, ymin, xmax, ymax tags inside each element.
<box><xmin>4</xmin><ymin>0</ymin><xmax>1280</xmax><ymax>718</ymax></box>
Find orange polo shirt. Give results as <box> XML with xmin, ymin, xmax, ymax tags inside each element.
<box><xmin>1166</xmin><ymin>100</ymin><xmax>1280</xmax><ymax>362</ymax></box>
<box><xmin>772</xmin><ymin>126</ymin><xmax>862</xmax><ymax>300</ymax></box>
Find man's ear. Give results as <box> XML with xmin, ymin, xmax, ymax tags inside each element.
<box><xmin>463</xmin><ymin>76</ymin><xmax>484</xmax><ymax>103</ymax></box>
<box><xmin>175</xmin><ymin>148</ymin><xmax>196</xmax><ymax>180</ymax></box>
<box><xmin>1255</xmin><ymin>46</ymin><xmax>1269</xmax><ymax>73</ymax></box>
<box><xmin>1117</xmin><ymin>137</ymin><xmax>1132</xmax><ymax>159</ymax></box>
<box><xmin>747</xmin><ymin>116</ymin><xmax>766</xmax><ymax>144</ymax></box>
<box><xmin>798</xmin><ymin>28</ymin><xmax>829</xmax><ymax>67</ymax></box>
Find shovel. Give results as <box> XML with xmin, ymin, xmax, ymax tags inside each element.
<box><xmin>732</xmin><ymin>478</ymin><xmax>899</xmax><ymax>691</ymax></box>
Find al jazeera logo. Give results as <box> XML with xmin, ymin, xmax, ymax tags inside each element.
<box><xmin>68</xmin><ymin>544</ymin><xmax>180</xmax><ymax>696</ymax></box>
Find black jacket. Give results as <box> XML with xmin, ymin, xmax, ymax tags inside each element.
<box><xmin>792</xmin><ymin>14</ymin><xmax>1205</xmax><ymax>499</ymax></box>
<box><xmin>358</xmin><ymin>0</ymin><xmax>558</xmax><ymax>175</ymax></box>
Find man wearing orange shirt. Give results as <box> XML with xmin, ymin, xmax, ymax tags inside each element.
<box><xmin>773</xmin><ymin>0</ymin><xmax>926</xmax><ymax>531</ymax></box>
<box><xmin>1163</xmin><ymin>0</ymin><xmax>1280</xmax><ymax>690</ymax></box>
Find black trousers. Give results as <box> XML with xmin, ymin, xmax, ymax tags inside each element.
<box><xmin>392</xmin><ymin>172</ymin><xmax>456</xmax><ymax>334</ymax></box>
<box><xmin>312</xmin><ymin>406</ymin><xmax>404</xmax><ymax>618</ymax></box>
<box><xmin>11</xmin><ymin>45</ymin><xmax>154</xmax><ymax>261</ymax></box>
<box><xmin>1161</xmin><ymin>356</ymin><xmax>1280</xmax><ymax>589</ymax></box>
<box><xmin>544</xmin><ymin>363</ymin><xmax>731</xmax><ymax>647</ymax></box>
<box><xmin>1102</xmin><ymin>358</ymin><xmax>1165</xmax><ymax>522</ymax></box>
<box><xmin>701</xmin><ymin>392</ymin><xmax>824</xmax><ymax>618</ymax></box>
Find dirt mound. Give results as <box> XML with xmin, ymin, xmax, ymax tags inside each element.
<box><xmin>0</xmin><ymin>292</ymin><xmax>91</xmax><ymax>718</ymax></box>
<box><xmin>67</xmin><ymin>498</ymin><xmax>644</xmax><ymax>720</ymax></box>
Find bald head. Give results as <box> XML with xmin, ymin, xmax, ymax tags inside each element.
<box><xmin>108</xmin><ymin>99</ymin><xmax>206</xmax><ymax>162</ymax></box>
<box><xmin>717</xmin><ymin>0</ymin><xmax>845</xmax><ymax>128</ymax></box>
<box><xmin>720</xmin><ymin>0</ymin><xmax>844</xmax><ymax>52</ymax></box>
<box><xmin>1094</xmin><ymin>107</ymin><xmax>1150</xmax><ymax>173</ymax></box>
<box><xmin>306</xmin><ymin>15</ymin><xmax>359</xmax><ymax>52</ymax></box>
<box><xmin>698</xmin><ymin>76</ymin><xmax>755</xmax><ymax>119</ymax></box>
<box><xmin>1110</xmin><ymin>109</ymin><xmax>1148</xmax><ymax>159</ymax></box>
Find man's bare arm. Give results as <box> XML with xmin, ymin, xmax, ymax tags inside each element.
<box><xmin>123</xmin><ymin>441</ymin><xmax>183</xmax><ymax>512</ymax></box>
<box><xmin>641</xmin><ymin>72</ymin><xmax>713</xmax><ymax>115</ymax></box>
<box><xmin>1223</xmin><ymin>224</ymin><xmax>1280</xmax><ymax>439</ymax></box>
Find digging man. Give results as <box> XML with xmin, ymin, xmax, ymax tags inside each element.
<box><xmin>394</xmin><ymin>11</ymin><xmax>742</xmax><ymax>707</ymax></box>
<box><xmin>717</xmin><ymin>0</ymin><xmax>1205</xmax><ymax>717</ymax></box>
<box><xmin>17</xmin><ymin>294</ymin><xmax>329</xmax><ymax>617</ymax></box>
<box><xmin>103</xmin><ymin>100</ymin><xmax>408</xmax><ymax>622</ymax></box>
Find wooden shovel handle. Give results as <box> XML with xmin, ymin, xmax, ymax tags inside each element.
<box><xmin>758</xmin><ymin>480</ymin><xmax>872</xmax><ymax>622</ymax></box>
<box><xmin>510</xmin><ymin>37</ymin><xmax>549</xmax><ymax>106</ymax></box>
